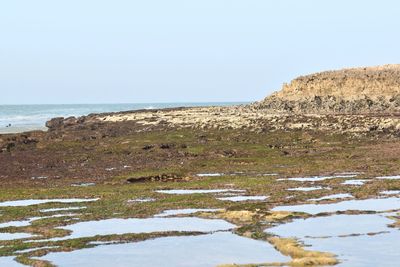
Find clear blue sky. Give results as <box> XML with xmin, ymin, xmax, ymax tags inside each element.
<box><xmin>0</xmin><ymin>0</ymin><xmax>399</xmax><ymax>104</ymax></box>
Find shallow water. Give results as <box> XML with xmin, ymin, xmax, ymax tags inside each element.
<box><xmin>0</xmin><ymin>232</ymin><xmax>35</xmax><ymax>241</ymax></box>
<box><xmin>40</xmin><ymin>207</ymin><xmax>87</xmax><ymax>213</ymax></box>
<box><xmin>127</xmin><ymin>198</ymin><xmax>156</xmax><ymax>203</ymax></box>
<box><xmin>268</xmin><ymin>214</ymin><xmax>393</xmax><ymax>238</ymax></box>
<box><xmin>156</xmin><ymin>189</ymin><xmax>245</xmax><ymax>195</ymax></box>
<box><xmin>0</xmin><ymin>198</ymin><xmax>99</xmax><ymax>207</ymax></box>
<box><xmin>376</xmin><ymin>175</ymin><xmax>400</xmax><ymax>180</ymax></box>
<box><xmin>381</xmin><ymin>190</ymin><xmax>400</xmax><ymax>195</ymax></box>
<box><xmin>51</xmin><ymin>217</ymin><xmax>235</xmax><ymax>240</ymax></box>
<box><xmin>88</xmin><ymin>240</ymin><xmax>120</xmax><ymax>245</ymax></box>
<box><xmin>154</xmin><ymin>209</ymin><xmax>219</xmax><ymax>217</ymax></box>
<box><xmin>0</xmin><ymin>219</ymin><xmax>32</xmax><ymax>228</ymax></box>
<box><xmin>0</xmin><ymin>214</ymin><xmax>77</xmax><ymax>230</ymax></box>
<box><xmin>287</xmin><ymin>186</ymin><xmax>328</xmax><ymax>192</ymax></box>
<box><xmin>280</xmin><ymin>174</ymin><xmax>356</xmax><ymax>182</ymax></box>
<box><xmin>336</xmin><ymin>172</ymin><xmax>363</xmax><ymax>175</ymax></box>
<box><xmin>196</xmin><ymin>173</ymin><xmax>224</xmax><ymax>177</ymax></box>
<box><xmin>272</xmin><ymin>197</ymin><xmax>400</xmax><ymax>215</ymax></box>
<box><xmin>71</xmin><ymin>183</ymin><xmax>96</xmax><ymax>187</ymax></box>
<box><xmin>39</xmin><ymin>232</ymin><xmax>290</xmax><ymax>267</ymax></box>
<box><xmin>267</xmin><ymin>213</ymin><xmax>400</xmax><ymax>267</ymax></box>
<box><xmin>216</xmin><ymin>196</ymin><xmax>268</xmax><ymax>202</ymax></box>
<box><xmin>309</xmin><ymin>193</ymin><xmax>354</xmax><ymax>202</ymax></box>
<box><xmin>0</xmin><ymin>256</ymin><xmax>25</xmax><ymax>267</ymax></box>
<box><xmin>304</xmin><ymin>231</ymin><xmax>400</xmax><ymax>267</ymax></box>
<box><xmin>217</xmin><ymin>192</ymin><xmax>245</xmax><ymax>196</ymax></box>
<box><xmin>341</xmin><ymin>179</ymin><xmax>368</xmax><ymax>186</ymax></box>
<box><xmin>16</xmin><ymin>246</ymin><xmax>59</xmax><ymax>254</ymax></box>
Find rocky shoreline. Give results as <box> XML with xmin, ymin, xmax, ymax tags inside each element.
<box><xmin>45</xmin><ymin>105</ymin><xmax>400</xmax><ymax>135</ymax></box>
<box><xmin>2</xmin><ymin>64</ymin><xmax>400</xmax><ymax>185</ymax></box>
<box><xmin>2</xmin><ymin>103</ymin><xmax>400</xmax><ymax>155</ymax></box>
<box><xmin>1</xmin><ymin>65</ymin><xmax>400</xmax><ymax>267</ymax></box>
<box><xmin>35</xmin><ymin>64</ymin><xmax>400</xmax><ymax>139</ymax></box>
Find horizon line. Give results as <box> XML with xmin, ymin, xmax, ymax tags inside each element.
<box><xmin>0</xmin><ymin>101</ymin><xmax>254</xmax><ymax>106</ymax></box>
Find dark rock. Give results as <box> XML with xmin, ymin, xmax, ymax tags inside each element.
<box><xmin>6</xmin><ymin>142</ymin><xmax>15</xmax><ymax>152</ymax></box>
<box><xmin>369</xmin><ymin>125</ymin><xmax>379</xmax><ymax>131</ymax></box>
<box><xmin>45</xmin><ymin>117</ymin><xmax>65</xmax><ymax>131</ymax></box>
<box><xmin>127</xmin><ymin>173</ymin><xmax>183</xmax><ymax>183</ymax></box>
<box><xmin>63</xmin><ymin>116</ymin><xmax>78</xmax><ymax>127</ymax></box>
<box><xmin>142</xmin><ymin>145</ymin><xmax>155</xmax><ymax>150</ymax></box>
<box><xmin>159</xmin><ymin>144</ymin><xmax>174</xmax><ymax>149</ymax></box>
<box><xmin>222</xmin><ymin>149</ymin><xmax>238</xmax><ymax>157</ymax></box>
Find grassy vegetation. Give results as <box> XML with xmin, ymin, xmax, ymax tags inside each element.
<box><xmin>1</xmin><ymin>128</ymin><xmax>400</xmax><ymax>266</ymax></box>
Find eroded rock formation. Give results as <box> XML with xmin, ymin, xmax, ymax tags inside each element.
<box><xmin>256</xmin><ymin>64</ymin><xmax>400</xmax><ymax>114</ymax></box>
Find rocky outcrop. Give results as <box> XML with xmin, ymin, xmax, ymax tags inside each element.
<box><xmin>40</xmin><ymin>105</ymin><xmax>400</xmax><ymax>138</ymax></box>
<box><xmin>38</xmin><ymin>64</ymin><xmax>400</xmax><ymax>137</ymax></box>
<box><xmin>46</xmin><ymin>116</ymin><xmax>81</xmax><ymax>131</ymax></box>
<box><xmin>256</xmin><ymin>64</ymin><xmax>400</xmax><ymax>114</ymax></box>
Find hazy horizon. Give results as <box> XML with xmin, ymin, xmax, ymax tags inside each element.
<box><xmin>1</xmin><ymin>0</ymin><xmax>399</xmax><ymax>104</ymax></box>
<box><xmin>0</xmin><ymin>101</ymin><xmax>249</xmax><ymax>106</ymax></box>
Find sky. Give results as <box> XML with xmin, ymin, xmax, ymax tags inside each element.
<box><xmin>0</xmin><ymin>0</ymin><xmax>399</xmax><ymax>104</ymax></box>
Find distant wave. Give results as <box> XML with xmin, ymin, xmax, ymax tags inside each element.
<box><xmin>0</xmin><ymin>114</ymin><xmax>76</xmax><ymax>126</ymax></box>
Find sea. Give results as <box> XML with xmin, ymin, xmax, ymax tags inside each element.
<box><xmin>0</xmin><ymin>102</ymin><xmax>247</xmax><ymax>134</ymax></box>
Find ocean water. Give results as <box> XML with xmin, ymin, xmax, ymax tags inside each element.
<box><xmin>0</xmin><ymin>103</ymin><xmax>245</xmax><ymax>134</ymax></box>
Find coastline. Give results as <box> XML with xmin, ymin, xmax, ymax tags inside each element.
<box><xmin>2</xmin><ymin>0</ymin><xmax>400</xmax><ymax>264</ymax></box>
<box><xmin>45</xmin><ymin>105</ymin><xmax>400</xmax><ymax>136</ymax></box>
<box><xmin>0</xmin><ymin>102</ymin><xmax>247</xmax><ymax>134</ymax></box>
<box><xmin>1</xmin><ymin>106</ymin><xmax>399</xmax><ymax>267</ymax></box>
<box><xmin>1</xmin><ymin>66</ymin><xmax>400</xmax><ymax>267</ymax></box>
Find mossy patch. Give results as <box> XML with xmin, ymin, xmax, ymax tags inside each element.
<box><xmin>268</xmin><ymin>237</ymin><xmax>338</xmax><ymax>266</ymax></box>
